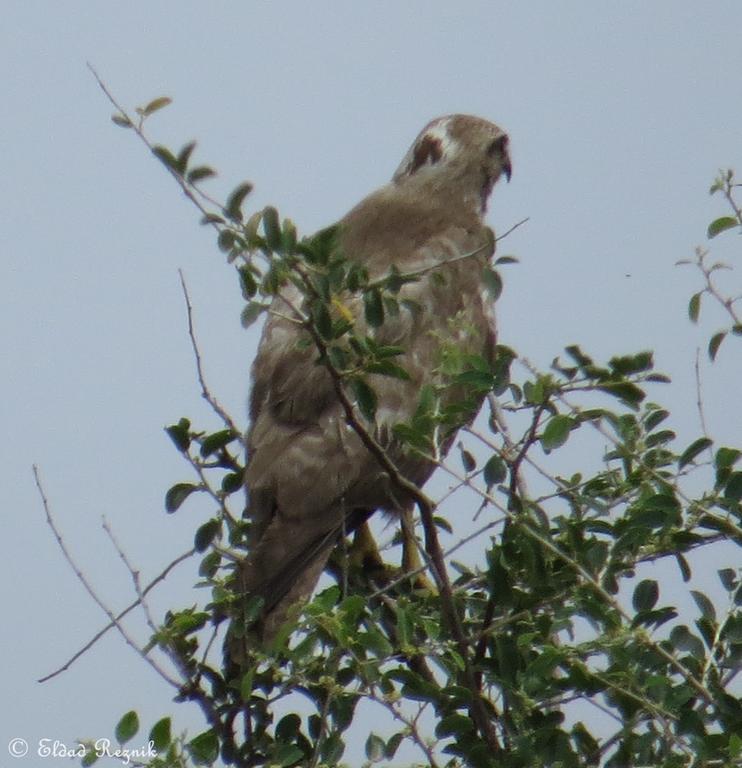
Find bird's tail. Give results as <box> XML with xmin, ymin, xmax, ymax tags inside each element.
<box><xmin>226</xmin><ymin>507</ymin><xmax>372</xmax><ymax>664</ymax></box>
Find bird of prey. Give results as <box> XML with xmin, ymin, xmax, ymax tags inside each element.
<box><xmin>231</xmin><ymin>114</ymin><xmax>512</xmax><ymax>648</ymax></box>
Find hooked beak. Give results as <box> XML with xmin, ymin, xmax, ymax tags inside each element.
<box><xmin>502</xmin><ymin>154</ymin><xmax>512</xmax><ymax>183</ymax></box>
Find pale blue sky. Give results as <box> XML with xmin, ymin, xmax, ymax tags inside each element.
<box><xmin>3</xmin><ymin>2</ymin><xmax>741</xmax><ymax>764</ymax></box>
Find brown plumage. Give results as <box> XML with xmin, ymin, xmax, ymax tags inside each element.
<box><xmin>232</xmin><ymin>115</ymin><xmax>512</xmax><ymax>647</ymax></box>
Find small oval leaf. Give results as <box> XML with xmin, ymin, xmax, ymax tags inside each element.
<box><xmin>632</xmin><ymin>579</ymin><xmax>659</xmax><ymax>612</ymax></box>
<box><xmin>688</xmin><ymin>292</ymin><xmax>702</xmax><ymax>323</ymax></box>
<box><xmin>149</xmin><ymin>717</ymin><xmax>172</xmax><ymax>751</ymax></box>
<box><xmin>678</xmin><ymin>436</ymin><xmax>712</xmax><ymax>469</ymax></box>
<box><xmin>165</xmin><ymin>483</ymin><xmax>199</xmax><ymax>513</ymax></box>
<box><xmin>709</xmin><ymin>331</ymin><xmax>727</xmax><ymax>361</ymax></box>
<box><xmin>541</xmin><ymin>414</ymin><xmax>574</xmax><ymax>451</ymax></box>
<box><xmin>484</xmin><ymin>455</ymin><xmax>507</xmax><ymax>487</ymax></box>
<box><xmin>187</xmin><ymin>166</ymin><xmax>217</xmax><ymax>184</ymax></box>
<box><xmin>115</xmin><ymin>711</ymin><xmax>139</xmax><ymax>744</ymax></box>
<box><xmin>707</xmin><ymin>216</ymin><xmax>738</xmax><ymax>239</ymax></box>
<box><xmin>224</xmin><ymin>182</ymin><xmax>254</xmax><ymax>222</ymax></box>
<box><xmin>142</xmin><ymin>96</ymin><xmax>172</xmax><ymax>116</ymax></box>
<box><xmin>111</xmin><ymin>113</ymin><xmax>133</xmax><ymax>128</ymax></box>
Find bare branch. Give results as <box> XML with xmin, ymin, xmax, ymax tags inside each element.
<box><xmin>32</xmin><ymin>466</ymin><xmax>182</xmax><ymax>688</ymax></box>
<box><xmin>178</xmin><ymin>269</ymin><xmax>243</xmax><ymax>437</ymax></box>
<box><xmin>39</xmin><ymin>546</ymin><xmax>195</xmax><ymax>683</ymax></box>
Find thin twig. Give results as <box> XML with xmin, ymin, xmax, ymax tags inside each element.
<box><xmin>178</xmin><ymin>269</ymin><xmax>243</xmax><ymax>436</ymax></box>
<box><xmin>32</xmin><ymin>466</ymin><xmax>182</xmax><ymax>688</ymax></box>
<box><xmin>87</xmin><ymin>63</ymin><xmax>221</xmax><ymax>235</ymax></box>
<box><xmin>39</xmin><ymin>547</ymin><xmax>195</xmax><ymax>682</ymax></box>
<box><xmin>102</xmin><ymin>517</ymin><xmax>159</xmax><ymax>634</ymax></box>
<box><xmin>694</xmin><ymin>348</ymin><xmax>710</xmax><ymax>439</ymax></box>
<box><xmin>367</xmin><ymin>693</ymin><xmax>441</xmax><ymax>768</ymax></box>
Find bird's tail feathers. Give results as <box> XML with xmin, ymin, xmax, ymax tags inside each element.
<box><xmin>235</xmin><ymin>506</ymin><xmax>373</xmax><ymax>643</ymax></box>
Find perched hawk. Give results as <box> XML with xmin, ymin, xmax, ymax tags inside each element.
<box><xmin>233</xmin><ymin>115</ymin><xmax>512</xmax><ymax>647</ymax></box>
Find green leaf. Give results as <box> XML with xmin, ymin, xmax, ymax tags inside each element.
<box><xmin>165</xmin><ymin>418</ymin><xmax>191</xmax><ymax>452</ymax></box>
<box><xmin>365</xmin><ymin>360</ymin><xmax>410</xmax><ymax>380</ymax></box>
<box><xmin>644</xmin><ymin>408</ymin><xmax>669</xmax><ymax>431</ymax></box>
<box><xmin>609</xmin><ymin>351</ymin><xmax>653</xmax><ymax>374</ymax></box>
<box><xmin>224</xmin><ymin>182</ymin><xmax>254</xmax><ymax>222</ymax></box>
<box><xmin>691</xmin><ymin>590</ymin><xmax>716</xmax><ymax>622</ymax></box>
<box><xmin>217</xmin><ymin>229</ymin><xmax>236</xmax><ymax>252</ymax></box>
<box><xmin>724</xmin><ymin>472</ymin><xmax>742</xmax><ymax>501</ymax></box>
<box><xmin>81</xmin><ymin>745</ymin><xmax>99</xmax><ymax>766</ymax></box>
<box><xmin>482</xmin><ymin>267</ymin><xmax>503</xmax><ymax>301</ymax></box>
<box><xmin>363</xmin><ymin>288</ymin><xmax>384</xmax><ymax>327</ymax></box>
<box><xmin>151</xmin><ymin>145</ymin><xmax>179</xmax><ymax>173</ymax></box>
<box><xmin>679</xmin><ymin>436</ymin><xmax>712</xmax><ymax>468</ymax></box>
<box><xmin>111</xmin><ymin>113</ymin><xmax>132</xmax><ymax>128</ymax></box>
<box><xmin>351</xmin><ymin>378</ymin><xmax>377</xmax><ymax>420</ymax></box>
<box><xmin>632</xmin><ymin>579</ymin><xmax>659</xmax><ymax>611</ymax></box>
<box><xmin>459</xmin><ymin>445</ymin><xmax>476</xmax><ymax>472</ymax></box>
<box><xmin>176</xmin><ymin>141</ymin><xmax>197</xmax><ymax>174</ymax></box>
<box><xmin>670</xmin><ymin>625</ymin><xmax>704</xmax><ymax>657</ymax></box>
<box><xmin>200</xmin><ymin>212</ymin><xmax>225</xmax><ymax>226</ymax></box>
<box><xmin>709</xmin><ymin>331</ymin><xmax>727</xmax><ymax>361</ymax></box>
<box><xmin>198</xmin><ymin>550</ymin><xmax>221</xmax><ymax>578</ymax></box>
<box><xmin>541</xmin><ymin>414</ymin><xmax>574</xmax><ymax>451</ymax></box>
<box><xmin>165</xmin><ymin>482</ymin><xmax>199</xmax><ymax>513</ymax></box>
<box><xmin>311</xmin><ymin>300</ymin><xmax>333</xmax><ymax>339</ymax></box>
<box><xmin>149</xmin><ymin>717</ymin><xmax>171</xmax><ymax>751</ymax></box>
<box><xmin>200</xmin><ymin>429</ymin><xmax>238</xmax><ymax>457</ymax></box>
<box><xmin>276</xmin><ymin>714</ymin><xmax>301</xmax><ymax>741</ymax></box>
<box><xmin>724</xmin><ymin>471</ymin><xmax>742</xmax><ymax>501</ymax></box>
<box><xmin>385</xmin><ymin>733</ymin><xmax>403</xmax><ymax>759</ymax></box>
<box><xmin>262</xmin><ymin>206</ymin><xmax>282</xmax><ymax>250</ymax></box>
<box><xmin>240</xmin><ymin>669</ymin><xmax>254</xmax><ymax>702</ymax></box>
<box><xmin>688</xmin><ymin>291</ymin><xmax>702</xmax><ymax>323</ymax></box>
<box><xmin>716</xmin><ymin>447</ymin><xmax>742</xmax><ymax>470</ymax></box>
<box><xmin>484</xmin><ymin>455</ymin><xmax>507</xmax><ymax>486</ymax></box>
<box><xmin>168</xmin><ymin>609</ymin><xmax>208</xmax><ymax>634</ymax></box>
<box><xmin>277</xmin><ymin>220</ymin><xmax>295</xmax><ymax>256</ymax></box>
<box><xmin>359</xmin><ymin>625</ymin><xmax>393</xmax><ymax>657</ymax></box>
<box><xmin>241</xmin><ymin>595</ymin><xmax>265</xmax><ymax>626</ymax></box>
<box><xmin>240</xmin><ymin>301</ymin><xmax>268</xmax><ymax>328</ymax></box>
<box><xmin>194</xmin><ymin>519</ymin><xmax>220</xmax><ymax>552</ymax></box>
<box><xmin>675</xmin><ymin>552</ymin><xmax>692</xmax><ymax>582</ymax></box>
<box><xmin>238</xmin><ymin>266</ymin><xmax>257</xmax><ymax>299</ymax></box>
<box><xmin>187</xmin><ymin>166</ymin><xmax>216</xmax><ymax>184</ymax></box>
<box><xmin>597</xmin><ymin>381</ymin><xmax>645</xmax><ymax>407</ymax></box>
<box><xmin>707</xmin><ymin>215</ymin><xmax>738</xmax><ymax>239</ymax></box>
<box><xmin>142</xmin><ymin>96</ymin><xmax>172</xmax><ymax>116</ymax></box>
<box><xmin>320</xmin><ymin>732</ymin><xmax>344</xmax><ymax>763</ymax></box>
<box><xmin>365</xmin><ymin>733</ymin><xmax>386</xmax><ymax>762</ymax></box>
<box><xmin>221</xmin><ymin>471</ymin><xmax>243</xmax><ymax>494</ymax></box>
<box><xmin>718</xmin><ymin>568</ymin><xmax>737</xmax><ymax>592</ymax></box>
<box><xmin>272</xmin><ymin>743</ymin><xmax>303</xmax><ymax>767</ymax></box>
<box><xmin>187</xmin><ymin>729</ymin><xmax>219</xmax><ymax>766</ymax></box>
<box><xmin>436</xmin><ymin>713</ymin><xmax>476</xmax><ymax>738</ymax></box>
<box><xmin>115</xmin><ymin>711</ymin><xmax>139</xmax><ymax>744</ymax></box>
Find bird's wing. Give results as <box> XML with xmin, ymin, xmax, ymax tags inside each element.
<box><xmin>237</xmin><ymin>219</ymin><xmax>496</xmax><ymax>641</ymax></box>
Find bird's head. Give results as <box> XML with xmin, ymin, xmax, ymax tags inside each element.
<box><xmin>392</xmin><ymin>114</ymin><xmax>511</xmax><ymax>214</ymax></box>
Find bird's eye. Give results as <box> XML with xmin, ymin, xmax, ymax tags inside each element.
<box><xmin>487</xmin><ymin>135</ymin><xmax>509</xmax><ymax>156</ymax></box>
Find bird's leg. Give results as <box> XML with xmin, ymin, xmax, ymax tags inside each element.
<box><xmin>400</xmin><ymin>507</ymin><xmax>436</xmax><ymax>593</ymax></box>
<box><xmin>349</xmin><ymin>521</ymin><xmax>387</xmax><ymax>572</ymax></box>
